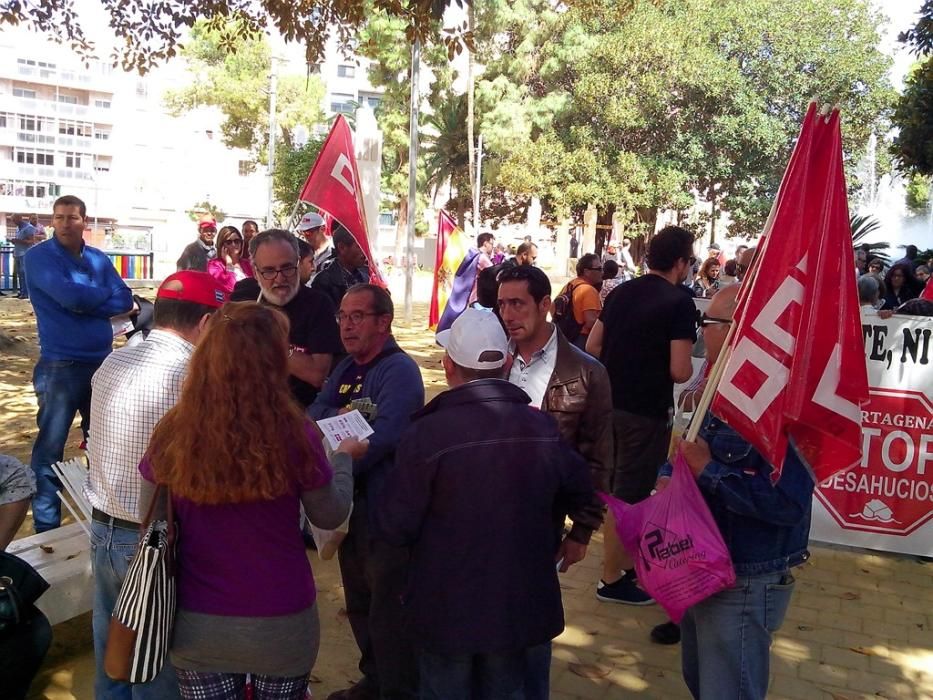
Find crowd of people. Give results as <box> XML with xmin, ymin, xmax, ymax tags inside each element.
<box><xmin>854</xmin><ymin>243</ymin><xmax>933</xmax><ymax>316</ymax></box>
<box><xmin>0</xmin><ymin>193</ymin><xmax>923</xmax><ymax>700</ymax></box>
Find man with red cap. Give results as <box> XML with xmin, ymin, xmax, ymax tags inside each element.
<box><xmin>176</xmin><ymin>215</ymin><xmax>218</xmax><ymax>271</ymax></box>
<box><xmin>85</xmin><ymin>270</ymin><xmax>228</xmax><ymax>700</ymax></box>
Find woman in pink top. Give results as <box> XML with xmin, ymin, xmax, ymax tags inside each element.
<box><xmin>207</xmin><ymin>226</ymin><xmax>254</xmax><ymax>292</ymax></box>
<box><xmin>139</xmin><ymin>301</ymin><xmax>354</xmax><ymax>700</ymax></box>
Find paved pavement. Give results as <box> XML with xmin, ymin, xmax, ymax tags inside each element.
<box><xmin>547</xmin><ymin>534</ymin><xmax>933</xmax><ymax>699</ymax></box>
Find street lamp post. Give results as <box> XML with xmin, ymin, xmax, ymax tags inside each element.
<box><xmin>404</xmin><ymin>38</ymin><xmax>421</xmax><ymax>322</ymax></box>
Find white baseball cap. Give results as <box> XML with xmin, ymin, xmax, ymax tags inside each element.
<box><xmin>435</xmin><ymin>308</ymin><xmax>509</xmax><ymax>370</ymax></box>
<box><xmin>297</xmin><ymin>212</ymin><xmax>325</xmax><ymax>232</ymax></box>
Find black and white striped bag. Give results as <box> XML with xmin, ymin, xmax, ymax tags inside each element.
<box><xmin>104</xmin><ymin>487</ymin><xmax>176</xmax><ymax>684</ymax></box>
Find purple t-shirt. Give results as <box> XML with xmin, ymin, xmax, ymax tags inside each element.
<box><xmin>139</xmin><ymin>422</ymin><xmax>332</xmax><ymax>617</ymax></box>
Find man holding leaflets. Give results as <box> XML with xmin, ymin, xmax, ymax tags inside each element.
<box><xmin>309</xmin><ymin>284</ymin><xmax>424</xmax><ymax>700</ymax></box>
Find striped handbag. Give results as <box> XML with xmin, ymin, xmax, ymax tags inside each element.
<box><xmin>104</xmin><ymin>485</ymin><xmax>176</xmax><ymax>683</ymax></box>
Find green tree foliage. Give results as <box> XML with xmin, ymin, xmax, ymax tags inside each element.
<box><xmin>892</xmin><ymin>61</ymin><xmax>933</xmax><ymax>176</ymax></box>
<box><xmin>891</xmin><ymin>1</ymin><xmax>933</xmax><ymax>175</ymax></box>
<box><xmin>272</xmin><ymin>137</ymin><xmax>326</xmax><ymax>221</ymax></box>
<box><xmin>850</xmin><ymin>213</ymin><xmax>890</xmax><ymax>264</ymax></box>
<box><xmin>164</xmin><ymin>21</ymin><xmax>327</xmax><ymax>164</ymax></box>
<box><xmin>355</xmin><ymin>10</ymin><xmax>454</xmax><ymax>233</ymax></box>
<box><xmin>478</xmin><ymin>0</ymin><xmax>894</xmax><ymax>238</ymax></box>
<box><xmin>905</xmin><ymin>173</ymin><xmax>932</xmax><ymax>216</ymax></box>
<box><xmin>188</xmin><ymin>200</ymin><xmax>227</xmax><ymax>222</ymax></box>
<box><xmin>0</xmin><ymin>0</ymin><xmax>469</xmax><ymax>74</ymax></box>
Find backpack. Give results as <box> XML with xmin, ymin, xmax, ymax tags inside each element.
<box><xmin>552</xmin><ymin>280</ymin><xmax>585</xmax><ymax>342</ymax></box>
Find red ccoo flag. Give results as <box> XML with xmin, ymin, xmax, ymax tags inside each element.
<box><xmin>710</xmin><ymin>104</ymin><xmax>869</xmax><ymax>482</ymax></box>
<box><xmin>298</xmin><ymin>115</ymin><xmax>385</xmax><ymax>285</ymax></box>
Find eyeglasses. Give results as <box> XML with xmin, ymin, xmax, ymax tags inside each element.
<box><xmin>587</xmin><ymin>267</ymin><xmax>603</xmax><ymax>271</ymax></box>
<box><xmin>336</xmin><ymin>311</ymin><xmax>382</xmax><ymax>325</ymax></box>
<box><xmin>258</xmin><ymin>265</ymin><xmax>299</xmax><ymax>280</ymax></box>
<box><xmin>224</xmin><ymin>238</ymin><xmax>243</xmax><ymax>246</ymax></box>
<box><xmin>700</xmin><ymin>313</ymin><xmax>732</xmax><ymax>327</ymax></box>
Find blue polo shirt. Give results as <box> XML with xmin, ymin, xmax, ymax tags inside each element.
<box><xmin>24</xmin><ymin>237</ymin><xmax>133</xmax><ymax>363</ymax></box>
<box><xmin>14</xmin><ymin>221</ymin><xmax>36</xmax><ymax>257</ymax></box>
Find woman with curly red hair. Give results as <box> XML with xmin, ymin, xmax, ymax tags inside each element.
<box><xmin>692</xmin><ymin>257</ymin><xmax>721</xmax><ymax>298</ymax></box>
<box><xmin>138</xmin><ymin>301</ymin><xmax>355</xmax><ymax>700</ymax></box>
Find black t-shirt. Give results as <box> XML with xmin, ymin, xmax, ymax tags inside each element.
<box><xmin>231</xmin><ymin>281</ymin><xmax>341</xmax><ymax>407</ymax></box>
<box><xmin>599</xmin><ymin>274</ymin><xmax>697</xmax><ymax>418</ymax></box>
<box><xmin>336</xmin><ymin>360</ymin><xmax>371</xmax><ymax>408</ymax></box>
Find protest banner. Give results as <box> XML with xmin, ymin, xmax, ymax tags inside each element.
<box><xmin>810</xmin><ymin>313</ymin><xmax>933</xmax><ymax>557</ymax></box>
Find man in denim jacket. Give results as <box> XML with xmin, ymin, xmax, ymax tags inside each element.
<box><xmin>661</xmin><ymin>285</ymin><xmax>815</xmax><ymax>700</ymax></box>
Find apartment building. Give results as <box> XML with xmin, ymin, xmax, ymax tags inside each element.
<box><xmin>0</xmin><ymin>28</ymin><xmax>387</xmax><ymax>278</ymax></box>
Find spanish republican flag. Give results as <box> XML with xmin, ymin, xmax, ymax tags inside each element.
<box><xmin>429</xmin><ymin>211</ymin><xmax>470</xmax><ymax>329</ymax></box>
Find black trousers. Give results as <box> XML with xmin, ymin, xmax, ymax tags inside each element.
<box><xmin>0</xmin><ymin>605</ymin><xmax>53</xmax><ymax>700</ymax></box>
<box><xmin>337</xmin><ymin>496</ymin><xmax>417</xmax><ymax>699</ymax></box>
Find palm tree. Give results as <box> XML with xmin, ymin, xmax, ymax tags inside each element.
<box><xmin>850</xmin><ymin>214</ymin><xmax>890</xmax><ymax>266</ymax></box>
<box><xmin>422</xmin><ymin>93</ymin><xmax>472</xmax><ymax>226</ymax></box>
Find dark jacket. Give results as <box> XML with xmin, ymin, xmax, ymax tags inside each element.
<box><xmin>541</xmin><ymin>330</ymin><xmax>613</xmax><ymax>544</ymax></box>
<box><xmin>308</xmin><ymin>337</ymin><xmax>424</xmax><ymax>520</ymax></box>
<box><xmin>659</xmin><ymin>411</ymin><xmax>814</xmax><ymax>576</ymax></box>
<box><xmin>374</xmin><ymin>379</ymin><xmax>593</xmax><ymax>655</ymax></box>
<box><xmin>176</xmin><ymin>240</ymin><xmax>212</xmax><ymax>272</ymax></box>
<box><xmin>310</xmin><ymin>255</ymin><xmax>369</xmax><ymax>309</ymax></box>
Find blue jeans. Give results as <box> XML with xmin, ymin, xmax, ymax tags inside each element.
<box><xmin>419</xmin><ymin>642</ymin><xmax>550</xmax><ymax>700</ymax></box>
<box><xmin>30</xmin><ymin>359</ymin><xmax>99</xmax><ymax>532</ymax></box>
<box><xmin>13</xmin><ymin>255</ymin><xmax>27</xmax><ymax>296</ymax></box>
<box><xmin>680</xmin><ymin>570</ymin><xmax>796</xmax><ymax>700</ymax></box>
<box><xmin>91</xmin><ymin>518</ymin><xmax>181</xmax><ymax>700</ymax></box>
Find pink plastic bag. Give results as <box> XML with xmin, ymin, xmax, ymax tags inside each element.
<box><xmin>600</xmin><ymin>450</ymin><xmax>736</xmax><ymax>623</ymax></box>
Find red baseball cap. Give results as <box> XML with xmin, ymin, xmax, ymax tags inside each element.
<box><xmin>198</xmin><ymin>214</ymin><xmax>217</xmax><ymax>230</ymax></box>
<box><xmin>157</xmin><ymin>271</ymin><xmax>229</xmax><ymax>308</ymax></box>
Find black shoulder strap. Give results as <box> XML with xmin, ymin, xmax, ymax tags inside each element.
<box><xmin>366</xmin><ymin>344</ymin><xmax>404</xmax><ymax>368</ymax></box>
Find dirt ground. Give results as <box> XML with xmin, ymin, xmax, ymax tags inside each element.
<box><xmin>0</xmin><ymin>284</ymin><xmax>447</xmax><ymax>700</ymax></box>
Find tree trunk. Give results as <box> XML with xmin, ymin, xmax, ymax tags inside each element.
<box><xmin>394</xmin><ymin>200</ymin><xmax>407</xmax><ymax>266</ymax></box>
<box><xmin>634</xmin><ymin>206</ymin><xmax>658</xmax><ymax>240</ymax></box>
<box><xmin>709</xmin><ymin>188</ymin><xmax>717</xmax><ymax>244</ymax></box>
<box><xmin>632</xmin><ymin>206</ymin><xmax>658</xmax><ymax>272</ymax></box>
<box><xmin>456</xmin><ymin>198</ymin><xmax>468</xmax><ymax>230</ymax></box>
<box><xmin>595</xmin><ymin>205</ymin><xmax>616</xmax><ymax>256</ymax></box>
<box><xmin>466</xmin><ymin>3</ymin><xmax>476</xmax><ymax>214</ymax></box>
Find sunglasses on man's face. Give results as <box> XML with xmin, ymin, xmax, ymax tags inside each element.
<box><xmin>700</xmin><ymin>313</ymin><xmax>732</xmax><ymax>327</ymax></box>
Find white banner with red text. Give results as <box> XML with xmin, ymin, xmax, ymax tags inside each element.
<box><xmin>809</xmin><ymin>313</ymin><xmax>933</xmax><ymax>557</ymax></box>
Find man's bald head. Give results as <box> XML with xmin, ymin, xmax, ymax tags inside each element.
<box><xmin>704</xmin><ymin>284</ymin><xmax>739</xmax><ymax>364</ymax></box>
<box><xmin>737</xmin><ymin>246</ymin><xmax>757</xmax><ymax>280</ymax></box>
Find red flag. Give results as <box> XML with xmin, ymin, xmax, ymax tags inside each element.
<box><xmin>711</xmin><ymin>104</ymin><xmax>869</xmax><ymax>482</ymax></box>
<box><xmin>298</xmin><ymin>115</ymin><xmax>385</xmax><ymax>285</ymax></box>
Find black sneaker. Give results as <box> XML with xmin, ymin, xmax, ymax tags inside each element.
<box><xmin>595</xmin><ymin>573</ymin><xmax>655</xmax><ymax>605</ymax></box>
<box><xmin>650</xmin><ymin>621</ymin><xmax>681</xmax><ymax>645</ymax></box>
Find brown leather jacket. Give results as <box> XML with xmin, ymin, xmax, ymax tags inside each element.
<box><xmin>540</xmin><ymin>329</ymin><xmax>613</xmax><ymax>544</ymax></box>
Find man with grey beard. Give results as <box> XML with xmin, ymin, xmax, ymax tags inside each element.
<box><xmin>231</xmin><ymin>228</ymin><xmax>341</xmax><ymax>407</ymax></box>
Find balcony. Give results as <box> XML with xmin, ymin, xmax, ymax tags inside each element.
<box><xmin>7</xmin><ymin>97</ymin><xmax>116</xmax><ymax>125</ymax></box>
<box><xmin>14</xmin><ymin>62</ymin><xmax>115</xmax><ymax>92</ymax></box>
<box><xmin>0</xmin><ymin>163</ymin><xmax>57</xmax><ymax>180</ymax></box>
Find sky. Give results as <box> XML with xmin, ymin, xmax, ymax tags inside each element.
<box><xmin>875</xmin><ymin>0</ymin><xmax>924</xmax><ymax>89</ymax></box>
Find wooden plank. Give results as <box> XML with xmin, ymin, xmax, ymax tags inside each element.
<box><xmin>10</xmin><ymin>530</ymin><xmax>90</xmax><ymax>571</ymax></box>
<box><xmin>34</xmin><ymin>553</ymin><xmax>93</xmax><ymax>626</ymax></box>
<box><xmin>8</xmin><ymin>523</ymin><xmax>88</xmax><ymax>558</ymax></box>
<box><xmin>8</xmin><ymin>523</ymin><xmax>93</xmax><ymax>625</ymax></box>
